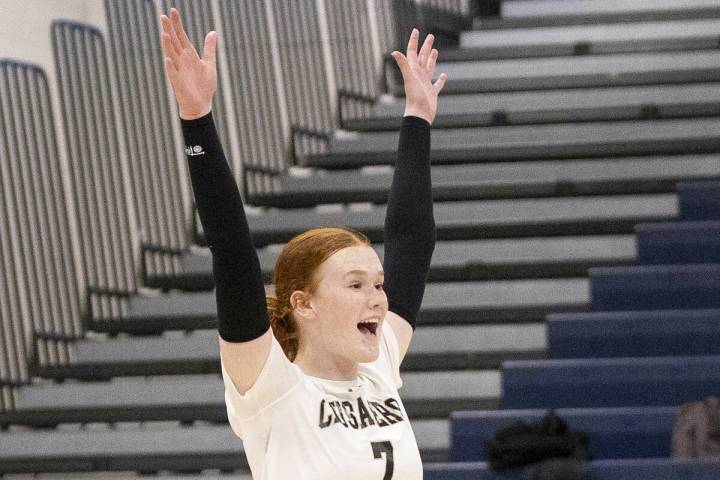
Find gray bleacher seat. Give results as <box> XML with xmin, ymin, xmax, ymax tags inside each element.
<box><xmin>3</xmin><ymin>474</ymin><xmax>252</xmax><ymax>480</ymax></box>
<box><xmin>0</xmin><ymin>425</ymin><xmax>246</xmax><ymax>473</ymax></box>
<box><xmin>3</xmin><ymin>369</ymin><xmax>501</xmax><ymax>426</ymax></box>
<box><xmin>460</xmin><ymin>19</ymin><xmax>720</xmax><ymax>56</ymax></box>
<box><xmin>0</xmin><ymin>421</ymin><xmax>449</xmax><ymax>474</ymax></box>
<box><xmin>501</xmin><ymin>355</ymin><xmax>720</xmax><ymax>408</ymax></box>
<box><xmin>221</xmin><ymin>194</ymin><xmax>677</xmax><ymax>248</ymax></box>
<box><xmin>440</xmin><ymin>19</ymin><xmax>720</xmax><ymax>62</ymax></box>
<box><xmin>344</xmin><ymin>84</ymin><xmax>720</xmax><ymax>131</ymax></box>
<box><xmin>90</xmin><ymin>277</ymin><xmax>586</xmax><ymax>335</ymax></box>
<box><xmin>477</xmin><ymin>0</ymin><xmax>720</xmax><ymax>29</ymax></box>
<box><xmin>432</xmin><ymin>17</ymin><xmax>720</xmax><ymax>63</ymax></box>
<box><xmin>166</xmin><ymin>235</ymin><xmax>635</xmax><ymax>290</ymax></box>
<box><xmin>48</xmin><ymin>323</ymin><xmax>545</xmax><ymax>379</ymax></box>
<box><xmin>430</xmin><ymin>51</ymin><xmax>720</xmax><ymax>95</ymax></box>
<box><xmin>309</xmin><ymin>119</ymin><xmax>720</xmax><ymax>168</ymax></box>
<box><xmin>259</xmin><ymin>154</ymin><xmax>720</xmax><ymax>207</ymax></box>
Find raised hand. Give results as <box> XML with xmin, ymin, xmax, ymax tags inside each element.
<box><xmin>391</xmin><ymin>29</ymin><xmax>447</xmax><ymax>125</ymax></box>
<box><xmin>160</xmin><ymin>8</ymin><xmax>217</xmax><ymax>120</ymax></box>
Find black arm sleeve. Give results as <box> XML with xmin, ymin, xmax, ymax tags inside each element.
<box><xmin>383</xmin><ymin>115</ymin><xmax>436</xmax><ymax>329</ymax></box>
<box><xmin>180</xmin><ymin>112</ymin><xmax>270</xmax><ymax>342</ymax></box>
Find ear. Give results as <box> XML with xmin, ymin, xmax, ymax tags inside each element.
<box><xmin>290</xmin><ymin>290</ymin><xmax>314</xmax><ymax>319</ymax></box>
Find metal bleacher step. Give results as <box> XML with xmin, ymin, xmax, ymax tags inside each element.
<box><xmin>421</xmin><ymin>51</ymin><xmax>720</xmax><ymax>95</ymax></box>
<box><xmin>1</xmin><ymin>369</ymin><xmax>501</xmax><ymax>427</ymax></box>
<box><xmin>196</xmin><ymin>194</ymin><xmax>677</xmax><ymax>248</ymax></box>
<box><xmin>0</xmin><ymin>420</ymin><xmax>449</xmax><ymax>474</ymax></box>
<box><xmin>2</xmin><ymin>474</ymin><xmax>252</xmax><ymax>480</ymax></box>
<box><xmin>252</xmin><ymin>154</ymin><xmax>720</xmax><ymax>208</ymax></box>
<box><xmin>89</xmin><ymin>278</ymin><xmax>585</xmax><ymax>335</ymax></box>
<box><xmin>343</xmin><ymin>84</ymin><xmax>720</xmax><ymax>131</ymax></box>
<box><xmin>39</xmin><ymin>324</ymin><xmax>545</xmax><ymax>379</ymax></box>
<box><xmin>150</xmin><ymin>234</ymin><xmax>635</xmax><ymax>291</ymax></box>
<box><xmin>308</xmin><ymin>118</ymin><xmax>720</xmax><ymax>168</ymax></box>
<box><xmin>474</xmin><ymin>0</ymin><xmax>720</xmax><ymax>30</ymax></box>
<box><xmin>446</xmin><ymin>19</ymin><xmax>720</xmax><ymax>61</ymax></box>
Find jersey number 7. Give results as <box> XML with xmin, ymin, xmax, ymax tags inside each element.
<box><xmin>371</xmin><ymin>441</ymin><xmax>394</xmax><ymax>480</ymax></box>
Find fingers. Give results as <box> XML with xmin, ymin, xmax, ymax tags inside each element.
<box><xmin>170</xmin><ymin>8</ymin><xmax>193</xmax><ymax>50</ymax></box>
<box><xmin>433</xmin><ymin>73</ymin><xmax>448</xmax><ymax>94</ymax></box>
<box><xmin>203</xmin><ymin>31</ymin><xmax>217</xmax><ymax>66</ymax></box>
<box><xmin>160</xmin><ymin>15</ymin><xmax>182</xmax><ymax>57</ymax></box>
<box><xmin>426</xmin><ymin>48</ymin><xmax>438</xmax><ymax>75</ymax></box>
<box><xmin>417</xmin><ymin>33</ymin><xmax>434</xmax><ymax>68</ymax></box>
<box><xmin>391</xmin><ymin>51</ymin><xmax>409</xmax><ymax>79</ymax></box>
<box><xmin>405</xmin><ymin>28</ymin><xmax>419</xmax><ymax>62</ymax></box>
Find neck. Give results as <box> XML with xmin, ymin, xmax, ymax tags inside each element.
<box><xmin>294</xmin><ymin>347</ymin><xmax>359</xmax><ymax>381</ymax></box>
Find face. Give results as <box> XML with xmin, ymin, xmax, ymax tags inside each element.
<box><xmin>294</xmin><ymin>245</ymin><xmax>388</xmax><ymax>365</ymax></box>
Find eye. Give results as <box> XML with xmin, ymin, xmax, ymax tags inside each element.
<box><xmin>350</xmin><ymin>283</ymin><xmax>362</xmax><ymax>289</ymax></box>
<box><xmin>375</xmin><ymin>283</ymin><xmax>384</xmax><ymax>290</ymax></box>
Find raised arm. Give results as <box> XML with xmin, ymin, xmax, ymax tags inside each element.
<box><xmin>383</xmin><ymin>30</ymin><xmax>446</xmax><ymax>361</ymax></box>
<box><xmin>161</xmin><ymin>9</ymin><xmax>271</xmax><ymax>394</ymax></box>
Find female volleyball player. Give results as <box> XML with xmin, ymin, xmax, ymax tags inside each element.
<box><xmin>160</xmin><ymin>7</ymin><xmax>446</xmax><ymax>479</ymax></box>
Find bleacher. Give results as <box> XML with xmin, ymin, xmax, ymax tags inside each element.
<box><xmin>1</xmin><ymin>0</ymin><xmax>720</xmax><ymax>478</ymax></box>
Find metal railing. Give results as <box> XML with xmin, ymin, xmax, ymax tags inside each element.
<box><xmin>105</xmin><ymin>0</ymin><xmax>190</xmax><ymax>283</ymax></box>
<box><xmin>51</xmin><ymin>21</ymin><xmax>138</xmax><ymax>331</ymax></box>
<box><xmin>217</xmin><ymin>0</ymin><xmax>292</xmax><ymax>205</ymax></box>
<box><xmin>0</xmin><ymin>60</ymin><xmax>83</xmax><ymax>413</ymax></box>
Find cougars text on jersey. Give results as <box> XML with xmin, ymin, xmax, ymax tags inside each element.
<box><xmin>318</xmin><ymin>396</ymin><xmax>404</xmax><ymax>430</ymax></box>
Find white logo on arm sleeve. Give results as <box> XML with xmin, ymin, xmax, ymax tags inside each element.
<box><xmin>185</xmin><ymin>145</ymin><xmax>206</xmax><ymax>156</ymax></box>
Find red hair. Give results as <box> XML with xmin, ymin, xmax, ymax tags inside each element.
<box><xmin>267</xmin><ymin>227</ymin><xmax>370</xmax><ymax>360</ymax></box>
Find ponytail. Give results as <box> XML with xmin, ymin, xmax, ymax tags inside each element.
<box><xmin>266</xmin><ymin>295</ymin><xmax>299</xmax><ymax>361</ymax></box>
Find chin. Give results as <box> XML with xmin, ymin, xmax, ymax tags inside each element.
<box><xmin>357</xmin><ymin>347</ymin><xmax>380</xmax><ymax>364</ymax></box>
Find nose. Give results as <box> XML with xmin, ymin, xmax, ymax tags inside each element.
<box><xmin>369</xmin><ymin>286</ymin><xmax>388</xmax><ymax>310</ymax></box>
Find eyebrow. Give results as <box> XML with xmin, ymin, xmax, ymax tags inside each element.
<box><xmin>344</xmin><ymin>270</ymin><xmax>384</xmax><ymax>277</ymax></box>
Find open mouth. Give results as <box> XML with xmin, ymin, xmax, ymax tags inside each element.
<box><xmin>357</xmin><ymin>320</ymin><xmax>378</xmax><ymax>335</ymax></box>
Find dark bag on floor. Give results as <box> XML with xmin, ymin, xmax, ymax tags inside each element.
<box><xmin>672</xmin><ymin>396</ymin><xmax>720</xmax><ymax>459</ymax></box>
<box><xmin>485</xmin><ymin>411</ymin><xmax>589</xmax><ymax>471</ymax></box>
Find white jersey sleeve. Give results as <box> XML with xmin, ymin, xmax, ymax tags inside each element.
<box><xmin>377</xmin><ymin>317</ymin><xmax>403</xmax><ymax>389</ymax></box>
<box><xmin>220</xmin><ymin>334</ymin><xmax>303</xmax><ymax>434</ymax></box>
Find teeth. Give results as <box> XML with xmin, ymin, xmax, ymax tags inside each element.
<box><xmin>358</xmin><ymin>318</ymin><xmax>380</xmax><ymax>335</ymax></box>
<box><xmin>359</xmin><ymin>317</ymin><xmax>379</xmax><ymax>324</ymax></box>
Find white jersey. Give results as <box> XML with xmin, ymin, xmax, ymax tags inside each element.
<box><xmin>220</xmin><ymin>321</ymin><xmax>423</xmax><ymax>480</ymax></box>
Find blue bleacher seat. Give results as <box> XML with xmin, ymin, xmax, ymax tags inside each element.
<box><xmin>501</xmin><ymin>355</ymin><xmax>720</xmax><ymax>409</ymax></box>
<box><xmin>636</xmin><ymin>221</ymin><xmax>720</xmax><ymax>265</ymax></box>
<box><xmin>589</xmin><ymin>458</ymin><xmax>720</xmax><ymax>480</ymax></box>
<box><xmin>589</xmin><ymin>264</ymin><xmax>720</xmax><ymax>311</ymax></box>
<box><xmin>424</xmin><ymin>462</ymin><xmax>524</xmax><ymax>480</ymax></box>
<box><xmin>546</xmin><ymin>309</ymin><xmax>720</xmax><ymax>359</ymax></box>
<box><xmin>423</xmin><ymin>459</ymin><xmax>720</xmax><ymax>480</ymax></box>
<box><xmin>677</xmin><ymin>180</ymin><xmax>720</xmax><ymax>220</ymax></box>
<box><xmin>450</xmin><ymin>407</ymin><xmax>675</xmax><ymax>462</ymax></box>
